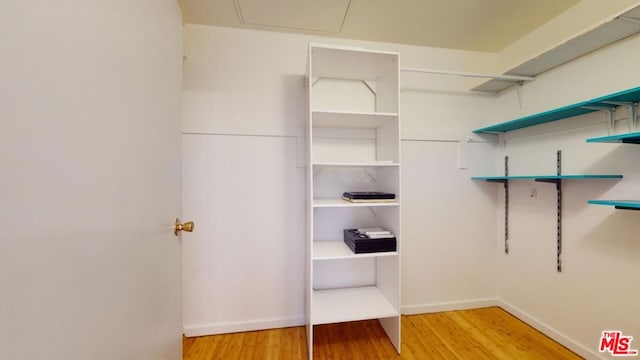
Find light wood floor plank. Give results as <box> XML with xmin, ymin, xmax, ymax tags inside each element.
<box><xmin>182</xmin><ymin>307</ymin><xmax>583</xmax><ymax>359</ymax></box>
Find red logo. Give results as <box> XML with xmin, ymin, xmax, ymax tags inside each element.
<box><xmin>600</xmin><ymin>331</ymin><xmax>638</xmax><ymax>356</ymax></box>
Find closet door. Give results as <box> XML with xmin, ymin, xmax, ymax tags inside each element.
<box><xmin>0</xmin><ymin>1</ymin><xmax>183</xmax><ymax>359</ymax></box>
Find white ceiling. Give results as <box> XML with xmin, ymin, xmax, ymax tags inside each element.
<box><xmin>178</xmin><ymin>0</ymin><xmax>581</xmax><ymax>52</ymax></box>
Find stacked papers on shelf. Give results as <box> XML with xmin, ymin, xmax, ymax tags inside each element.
<box><xmin>343</xmin><ymin>228</ymin><xmax>396</xmax><ymax>253</ymax></box>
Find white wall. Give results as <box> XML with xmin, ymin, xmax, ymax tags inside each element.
<box><xmin>181</xmin><ymin>24</ymin><xmax>500</xmax><ymax>334</ymax></box>
<box><xmin>489</xmin><ymin>33</ymin><xmax>640</xmax><ymax>359</ymax></box>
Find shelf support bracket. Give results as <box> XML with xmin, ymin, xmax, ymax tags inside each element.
<box><xmin>504</xmin><ymin>156</ymin><xmax>509</xmax><ymax>255</ymax></box>
<box><xmin>601</xmin><ymin>101</ymin><xmax>638</xmax><ymax>132</ymax></box>
<box><xmin>363</xmin><ymin>169</ymin><xmax>377</xmax><ymax>184</ymax></box>
<box><xmin>634</xmin><ymin>103</ymin><xmax>638</xmax><ymax>132</ymax></box>
<box><xmin>487</xmin><ymin>156</ymin><xmax>509</xmax><ymax>254</ymax></box>
<box><xmin>362</xmin><ymin>80</ymin><xmax>377</xmax><ymax>96</ymax></box>
<box><xmin>534</xmin><ymin>150</ymin><xmax>562</xmax><ymax>273</ymax></box>
<box><xmin>581</xmin><ymin>105</ymin><xmax>616</xmax><ymax>134</ymax></box>
<box><xmin>615</xmin><ymin>206</ymin><xmax>640</xmax><ymax>211</ymax></box>
<box><xmin>555</xmin><ymin>166</ymin><xmax>562</xmax><ymax>274</ymax></box>
<box><xmin>618</xmin><ymin>15</ymin><xmax>640</xmax><ymax>26</ymax></box>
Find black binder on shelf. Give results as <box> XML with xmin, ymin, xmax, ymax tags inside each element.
<box><xmin>342</xmin><ymin>192</ymin><xmax>396</xmax><ymax>203</ymax></box>
<box><xmin>343</xmin><ymin>229</ymin><xmax>397</xmax><ymax>254</ymax></box>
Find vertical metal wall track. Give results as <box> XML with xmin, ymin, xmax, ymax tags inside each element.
<box><xmin>535</xmin><ymin>150</ymin><xmax>563</xmax><ymax>273</ymax></box>
<box><xmin>487</xmin><ymin>156</ymin><xmax>509</xmax><ymax>254</ymax></box>
<box><xmin>504</xmin><ymin>156</ymin><xmax>509</xmax><ymax>254</ymax></box>
<box><xmin>554</xmin><ymin>150</ymin><xmax>562</xmax><ymax>272</ymax></box>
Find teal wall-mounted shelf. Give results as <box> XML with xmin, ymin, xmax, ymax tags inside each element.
<box><xmin>472</xmin><ymin>174</ymin><xmax>623</xmax><ymax>181</ymax></box>
<box><xmin>588</xmin><ymin>200</ymin><xmax>640</xmax><ymax>210</ymax></box>
<box><xmin>471</xmin><ymin>151</ymin><xmax>624</xmax><ymax>273</ymax></box>
<box><xmin>473</xmin><ymin>86</ymin><xmax>640</xmax><ymax>134</ymax></box>
<box><xmin>586</xmin><ymin>132</ymin><xmax>640</xmax><ymax>144</ymax></box>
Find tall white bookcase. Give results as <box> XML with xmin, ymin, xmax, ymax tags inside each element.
<box><xmin>306</xmin><ymin>43</ymin><xmax>401</xmax><ymax>358</ymax></box>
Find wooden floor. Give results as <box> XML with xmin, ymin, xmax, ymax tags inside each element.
<box><xmin>183</xmin><ymin>307</ymin><xmax>582</xmax><ymax>359</ymax></box>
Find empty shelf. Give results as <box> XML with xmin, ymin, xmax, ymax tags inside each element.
<box><xmin>312</xmin><ymin>111</ymin><xmax>397</xmax><ymax>129</ymax></box>
<box><xmin>312</xmin><ymin>161</ymin><xmax>399</xmax><ymax>167</ymax></box>
<box><xmin>311</xmin><ymin>286</ymin><xmax>398</xmax><ymax>325</ymax></box>
<box><xmin>471</xmin><ymin>174</ymin><xmax>623</xmax><ymax>181</ymax></box>
<box><xmin>588</xmin><ymin>200</ymin><xmax>640</xmax><ymax>210</ymax></box>
<box><xmin>473</xmin><ymin>87</ymin><xmax>640</xmax><ymax>134</ymax></box>
<box><xmin>586</xmin><ymin>132</ymin><xmax>640</xmax><ymax>144</ymax></box>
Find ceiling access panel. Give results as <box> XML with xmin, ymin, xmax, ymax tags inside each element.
<box><xmin>235</xmin><ymin>0</ymin><xmax>351</xmax><ymax>33</ymax></box>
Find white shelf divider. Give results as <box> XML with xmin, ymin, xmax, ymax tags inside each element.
<box><xmin>311</xmin><ymin>286</ymin><xmax>398</xmax><ymax>325</ymax></box>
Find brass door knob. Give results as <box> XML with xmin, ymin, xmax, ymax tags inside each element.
<box><xmin>175</xmin><ymin>218</ymin><xmax>195</xmax><ymax>236</ymax></box>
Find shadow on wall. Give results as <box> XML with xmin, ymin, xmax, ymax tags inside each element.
<box><xmin>282</xmin><ymin>74</ymin><xmax>306</xmax><ymax>127</ymax></box>
<box><xmin>471</xmin><ymin>180</ymin><xmax>502</xmax><ymax>205</ymax></box>
<box><xmin>581</xmin><ymin>211</ymin><xmax>640</xmax><ymax>259</ymax></box>
<box><xmin>584</xmin><ymin>144</ymin><xmax>640</xmax><ymax>174</ymax></box>
<box><xmin>563</xmin><ymin>180</ymin><xmax>622</xmax><ymax>215</ymax></box>
<box><xmin>570</xmin><ymin>143</ymin><xmax>640</xmax><ymax>257</ymax></box>
<box><xmin>581</xmin><ymin>143</ymin><xmax>640</xmax><ymax>258</ymax></box>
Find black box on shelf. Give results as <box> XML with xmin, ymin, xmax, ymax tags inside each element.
<box><xmin>342</xmin><ymin>191</ymin><xmax>395</xmax><ymax>203</ymax></box>
<box><xmin>343</xmin><ymin>229</ymin><xmax>397</xmax><ymax>254</ymax></box>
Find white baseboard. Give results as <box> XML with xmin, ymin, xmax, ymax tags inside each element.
<box><xmin>497</xmin><ymin>299</ymin><xmax>602</xmax><ymax>360</ymax></box>
<box><xmin>183</xmin><ymin>316</ymin><xmax>305</xmax><ymax>337</ymax></box>
<box><xmin>401</xmin><ymin>298</ymin><xmax>499</xmax><ymax>315</ymax></box>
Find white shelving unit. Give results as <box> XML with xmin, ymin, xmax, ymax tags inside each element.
<box><xmin>306</xmin><ymin>43</ymin><xmax>401</xmax><ymax>358</ymax></box>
